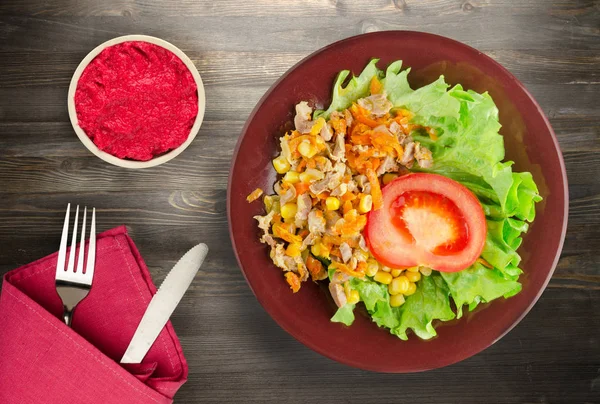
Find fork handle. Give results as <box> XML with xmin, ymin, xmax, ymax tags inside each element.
<box><xmin>63</xmin><ymin>308</ymin><xmax>73</xmax><ymax>327</ymax></box>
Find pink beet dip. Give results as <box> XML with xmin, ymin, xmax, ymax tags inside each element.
<box><xmin>74</xmin><ymin>41</ymin><xmax>198</xmax><ymax>161</ymax></box>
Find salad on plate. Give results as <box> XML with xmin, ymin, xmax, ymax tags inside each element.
<box><xmin>248</xmin><ymin>59</ymin><xmax>541</xmax><ymax>340</ymax></box>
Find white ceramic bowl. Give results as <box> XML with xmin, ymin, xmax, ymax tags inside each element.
<box><xmin>67</xmin><ymin>35</ymin><xmax>206</xmax><ymax>169</ymax></box>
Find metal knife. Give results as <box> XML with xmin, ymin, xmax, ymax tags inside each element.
<box><xmin>120</xmin><ymin>243</ymin><xmax>208</xmax><ymax>364</ymax></box>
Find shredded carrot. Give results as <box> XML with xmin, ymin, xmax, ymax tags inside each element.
<box><xmin>317</xmin><ymin>191</ymin><xmax>330</xmax><ymax>200</ymax></box>
<box><xmin>341</xmin><ymin>192</ymin><xmax>357</xmax><ymax>202</ymax></box>
<box><xmin>477</xmin><ymin>257</ymin><xmax>494</xmax><ymax>269</ymax></box>
<box><xmin>370</xmin><ymin>76</ymin><xmax>382</xmax><ymax>95</ymax></box>
<box><xmin>372</xmin><ymin>131</ymin><xmax>403</xmax><ymax>156</ymax></box>
<box><xmin>298</xmin><ymin>229</ymin><xmax>309</xmax><ymax>238</ymax></box>
<box><xmin>347</xmin><ymin>147</ymin><xmax>377</xmax><ymax>174</ymax></box>
<box><xmin>246</xmin><ymin>188</ymin><xmax>263</xmax><ymax>203</ymax></box>
<box><xmin>306</xmin><ymin>158</ymin><xmax>317</xmax><ymax>169</ymax></box>
<box><xmin>393</xmin><ymin>115</ymin><xmax>414</xmax><ymax>135</ymax></box>
<box><xmin>338</xmin><ymin>215</ymin><xmax>367</xmax><ymax>236</ymax></box>
<box><xmin>296</xmin><ymin>159</ymin><xmax>307</xmax><ymax>172</ymax></box>
<box><xmin>323</xmin><ymin>235</ymin><xmax>358</xmax><ymax>248</ymax></box>
<box><xmin>356</xmin><ymin>261</ymin><xmax>367</xmax><ymax>274</ymax></box>
<box><xmin>350</xmin><ymin>134</ymin><xmax>371</xmax><ymax>145</ymax></box>
<box><xmin>370</xmin><ymin>158</ymin><xmax>381</xmax><ymax>172</ymax></box>
<box><xmin>306</xmin><ymin>255</ymin><xmax>325</xmax><ymax>281</ymax></box>
<box><xmin>366</xmin><ymin>168</ymin><xmax>383</xmax><ymax>210</ymax></box>
<box><xmin>287</xmin><ymin>130</ymin><xmax>302</xmax><ymax>140</ymax></box>
<box><xmin>351</xmin><ymin>122</ymin><xmax>372</xmax><ymax>137</ymax></box>
<box><xmin>294</xmin><ymin>182</ymin><xmax>310</xmax><ymax>195</ymax></box>
<box><xmin>350</xmin><ymin>104</ymin><xmax>380</xmax><ymax>128</ymax></box>
<box><xmin>329</xmin><ymin>248</ymin><xmax>342</xmax><ymax>259</ymax></box>
<box><xmin>342</xmin><ymin>200</ymin><xmax>353</xmax><ymax>214</ymax></box>
<box><xmin>344</xmin><ymin>209</ymin><xmax>358</xmax><ymax>222</ymax></box>
<box><xmin>330</xmin><ymin>114</ymin><xmax>347</xmax><ymax>135</ymax></box>
<box><xmin>285</xmin><ymin>272</ymin><xmax>301</xmax><ymax>293</ymax></box>
<box><xmin>329</xmin><ymin>261</ymin><xmax>365</xmax><ymax>278</ymax></box>
<box><xmin>273</xmin><ymin>225</ymin><xmax>302</xmax><ymax>244</ymax></box>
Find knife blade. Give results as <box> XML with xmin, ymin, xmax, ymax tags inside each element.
<box><xmin>120</xmin><ymin>243</ymin><xmax>208</xmax><ymax>364</ymax></box>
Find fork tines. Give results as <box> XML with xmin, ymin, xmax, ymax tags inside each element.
<box><xmin>55</xmin><ymin>203</ymin><xmax>96</xmax><ymax>285</ymax></box>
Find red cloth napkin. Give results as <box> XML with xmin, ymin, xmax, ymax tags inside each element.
<box><xmin>0</xmin><ymin>226</ymin><xmax>188</xmax><ymax>404</ymax></box>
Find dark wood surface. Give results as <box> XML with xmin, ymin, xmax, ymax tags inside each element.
<box><xmin>1</xmin><ymin>1</ymin><xmax>598</xmax><ymax>403</ymax></box>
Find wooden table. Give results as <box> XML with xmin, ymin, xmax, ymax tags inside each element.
<box><xmin>1</xmin><ymin>1</ymin><xmax>598</xmax><ymax>402</ymax></box>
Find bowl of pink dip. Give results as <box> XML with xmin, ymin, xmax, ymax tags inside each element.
<box><xmin>68</xmin><ymin>35</ymin><xmax>205</xmax><ymax>168</ymax></box>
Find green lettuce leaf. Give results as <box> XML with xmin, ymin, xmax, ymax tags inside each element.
<box><xmin>331</xmin><ymin>303</ymin><xmax>356</xmax><ymax>326</ymax></box>
<box><xmin>346</xmin><ymin>274</ymin><xmax>455</xmax><ymax>340</ymax></box>
<box><xmin>483</xmin><ymin>218</ymin><xmax>528</xmax><ymax>280</ymax></box>
<box><xmin>441</xmin><ymin>263</ymin><xmax>522</xmax><ymax>318</ymax></box>
<box><xmin>390</xmin><ymin>274</ymin><xmax>456</xmax><ymax>340</ymax></box>
<box><xmin>314</xmin><ymin>59</ymin><xmax>381</xmax><ymax>120</ymax></box>
<box><xmin>380</xmin><ymin>60</ymin><xmax>412</xmax><ymax>105</ymax></box>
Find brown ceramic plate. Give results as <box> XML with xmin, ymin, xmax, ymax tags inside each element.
<box><xmin>227</xmin><ymin>31</ymin><xmax>568</xmax><ymax>372</ymax></box>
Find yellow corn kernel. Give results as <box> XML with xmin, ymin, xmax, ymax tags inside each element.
<box><xmin>299</xmin><ymin>168</ymin><xmax>324</xmax><ymax>183</ymax></box>
<box><xmin>309</xmin><ymin>117</ymin><xmax>326</xmax><ymax>136</ymax></box>
<box><xmin>319</xmin><ymin>243</ymin><xmax>331</xmax><ymax>259</ymax></box>
<box><xmin>366</xmin><ymin>259</ymin><xmax>379</xmax><ymax>277</ymax></box>
<box><xmin>382</xmin><ymin>173</ymin><xmax>399</xmax><ymax>185</ymax></box>
<box><xmin>283</xmin><ymin>171</ymin><xmax>300</xmax><ymax>184</ymax></box>
<box><xmin>390</xmin><ymin>294</ymin><xmax>406</xmax><ymax>307</ymax></box>
<box><xmin>286</xmin><ymin>243</ymin><xmax>302</xmax><ymax>257</ymax></box>
<box><xmin>405</xmin><ymin>282</ymin><xmax>417</xmax><ymax>296</ymax></box>
<box><xmin>420</xmin><ymin>267</ymin><xmax>433</xmax><ymax>276</ymax></box>
<box><xmin>281</xmin><ymin>203</ymin><xmax>298</xmax><ymax>220</ymax></box>
<box><xmin>325</xmin><ymin>197</ymin><xmax>341</xmax><ymax>211</ymax></box>
<box><xmin>358</xmin><ymin>194</ymin><xmax>373</xmax><ymax>213</ymax></box>
<box><xmin>273</xmin><ymin>156</ymin><xmax>291</xmax><ymax>174</ymax></box>
<box><xmin>391</xmin><ymin>268</ymin><xmax>403</xmax><ymax>278</ymax></box>
<box><xmin>407</xmin><ymin>266</ymin><xmax>420</xmax><ymax>272</ymax></box>
<box><xmin>299</xmin><ymin>172</ymin><xmax>311</xmax><ymax>183</ymax></box>
<box><xmin>374</xmin><ymin>271</ymin><xmax>393</xmax><ymax>285</ymax></box>
<box><xmin>381</xmin><ymin>266</ymin><xmax>391</xmax><ymax>273</ymax></box>
<box><xmin>405</xmin><ymin>271</ymin><xmax>421</xmax><ymax>283</ymax></box>
<box><xmin>347</xmin><ymin>290</ymin><xmax>360</xmax><ymax>304</ymax></box>
<box><xmin>311</xmin><ymin>242</ymin><xmax>330</xmax><ymax>259</ymax></box>
<box><xmin>390</xmin><ymin>276</ymin><xmax>410</xmax><ymax>295</ymax></box>
<box><xmin>298</xmin><ymin>140</ymin><xmax>317</xmax><ymax>158</ymax></box>
<box><xmin>343</xmin><ymin>281</ymin><xmax>352</xmax><ymax>297</ymax></box>
<box><xmin>310</xmin><ymin>243</ymin><xmax>321</xmax><ymax>257</ymax></box>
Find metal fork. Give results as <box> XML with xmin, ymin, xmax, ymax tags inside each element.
<box><xmin>55</xmin><ymin>203</ymin><xmax>96</xmax><ymax>327</ymax></box>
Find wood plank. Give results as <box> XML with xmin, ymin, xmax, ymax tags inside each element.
<box><xmin>0</xmin><ymin>49</ymin><xmax>598</xmax><ymax>89</ymax></box>
<box><xmin>1</xmin><ymin>0</ymin><xmax>598</xmax><ymax>20</ymax></box>
<box><xmin>1</xmin><ymin>11</ymin><xmax>598</xmax><ymax>55</ymax></box>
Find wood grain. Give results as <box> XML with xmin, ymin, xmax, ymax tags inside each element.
<box><xmin>0</xmin><ymin>0</ymin><xmax>599</xmax><ymax>403</ymax></box>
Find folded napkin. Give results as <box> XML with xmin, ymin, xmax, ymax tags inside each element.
<box><xmin>0</xmin><ymin>226</ymin><xmax>188</xmax><ymax>404</ymax></box>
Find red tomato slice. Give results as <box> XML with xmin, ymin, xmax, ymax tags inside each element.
<box><xmin>364</xmin><ymin>173</ymin><xmax>486</xmax><ymax>272</ymax></box>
